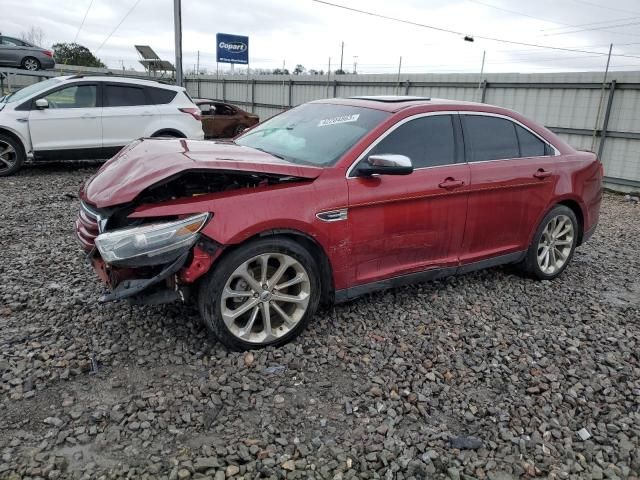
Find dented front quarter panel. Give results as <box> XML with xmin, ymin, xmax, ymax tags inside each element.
<box><xmin>128</xmin><ymin>168</ymin><xmax>353</xmax><ymax>290</ymax></box>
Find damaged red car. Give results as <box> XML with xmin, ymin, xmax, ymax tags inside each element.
<box><xmin>76</xmin><ymin>96</ymin><xmax>602</xmax><ymax>350</ymax></box>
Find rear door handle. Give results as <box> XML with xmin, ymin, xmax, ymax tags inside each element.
<box><xmin>438</xmin><ymin>178</ymin><xmax>465</xmax><ymax>189</ymax></box>
<box><xmin>142</xmin><ymin>111</ymin><xmax>154</xmax><ymax>116</ymax></box>
<box><xmin>81</xmin><ymin>114</ymin><xmax>97</xmax><ymax>119</ymax></box>
<box><xmin>534</xmin><ymin>169</ymin><xmax>552</xmax><ymax>179</ymax></box>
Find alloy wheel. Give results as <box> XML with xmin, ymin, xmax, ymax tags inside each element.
<box><xmin>24</xmin><ymin>58</ymin><xmax>39</xmax><ymax>70</ymax></box>
<box><xmin>220</xmin><ymin>253</ymin><xmax>311</xmax><ymax>344</ymax></box>
<box><xmin>537</xmin><ymin>214</ymin><xmax>574</xmax><ymax>275</ymax></box>
<box><xmin>0</xmin><ymin>140</ymin><xmax>17</xmax><ymax>174</ymax></box>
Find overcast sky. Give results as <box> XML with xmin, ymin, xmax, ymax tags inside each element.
<box><xmin>3</xmin><ymin>0</ymin><xmax>640</xmax><ymax>74</ymax></box>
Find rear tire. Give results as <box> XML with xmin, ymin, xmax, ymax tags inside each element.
<box><xmin>198</xmin><ymin>237</ymin><xmax>321</xmax><ymax>351</ymax></box>
<box><xmin>0</xmin><ymin>134</ymin><xmax>26</xmax><ymax>177</ymax></box>
<box><xmin>522</xmin><ymin>205</ymin><xmax>578</xmax><ymax>280</ymax></box>
<box><xmin>21</xmin><ymin>57</ymin><xmax>41</xmax><ymax>71</ymax></box>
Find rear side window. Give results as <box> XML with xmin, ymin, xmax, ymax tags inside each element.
<box><xmin>369</xmin><ymin>115</ymin><xmax>456</xmax><ymax>168</ymax></box>
<box><xmin>515</xmin><ymin>124</ymin><xmax>548</xmax><ymax>157</ymax></box>
<box><xmin>147</xmin><ymin>87</ymin><xmax>177</xmax><ymax>104</ymax></box>
<box><xmin>104</xmin><ymin>84</ymin><xmax>147</xmax><ymax>107</ymax></box>
<box><xmin>463</xmin><ymin>115</ymin><xmax>519</xmax><ymax>162</ymax></box>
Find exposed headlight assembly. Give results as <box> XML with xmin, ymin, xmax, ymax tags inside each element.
<box><xmin>95</xmin><ymin>213</ymin><xmax>210</xmax><ymax>267</ymax></box>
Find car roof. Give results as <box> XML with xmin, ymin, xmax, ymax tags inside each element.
<box><xmin>311</xmin><ymin>96</ymin><xmax>492</xmax><ymax>113</ymax></box>
<box><xmin>193</xmin><ymin>98</ymin><xmax>231</xmax><ymax>104</ymax></box>
<box><xmin>56</xmin><ymin>75</ymin><xmax>182</xmax><ymax>90</ymax></box>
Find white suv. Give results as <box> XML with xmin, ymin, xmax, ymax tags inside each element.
<box><xmin>0</xmin><ymin>75</ymin><xmax>204</xmax><ymax>176</ymax></box>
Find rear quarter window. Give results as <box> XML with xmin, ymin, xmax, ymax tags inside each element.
<box><xmin>104</xmin><ymin>84</ymin><xmax>147</xmax><ymax>107</ymax></box>
<box><xmin>147</xmin><ymin>87</ymin><xmax>177</xmax><ymax>105</ymax></box>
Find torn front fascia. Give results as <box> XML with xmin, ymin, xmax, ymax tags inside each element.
<box><xmin>99</xmin><ymin>250</ymin><xmax>190</xmax><ymax>303</ymax></box>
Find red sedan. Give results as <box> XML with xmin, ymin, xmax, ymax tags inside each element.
<box><xmin>76</xmin><ymin>96</ymin><xmax>602</xmax><ymax>350</ymax></box>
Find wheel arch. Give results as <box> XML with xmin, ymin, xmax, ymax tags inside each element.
<box><xmin>150</xmin><ymin>128</ymin><xmax>186</xmax><ymax>138</ymax></box>
<box><xmin>556</xmin><ymin>198</ymin><xmax>585</xmax><ymax>245</ymax></box>
<box><xmin>212</xmin><ymin>228</ymin><xmax>336</xmax><ymax>306</ymax></box>
<box><xmin>526</xmin><ymin>196</ymin><xmax>587</xmax><ymax>248</ymax></box>
<box><xmin>0</xmin><ymin>127</ymin><xmax>28</xmax><ymax>155</ymax></box>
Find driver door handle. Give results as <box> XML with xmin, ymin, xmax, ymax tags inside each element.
<box><xmin>438</xmin><ymin>178</ymin><xmax>465</xmax><ymax>189</ymax></box>
<box><xmin>534</xmin><ymin>169</ymin><xmax>552</xmax><ymax>179</ymax></box>
<box><xmin>81</xmin><ymin>114</ymin><xmax>97</xmax><ymax>119</ymax></box>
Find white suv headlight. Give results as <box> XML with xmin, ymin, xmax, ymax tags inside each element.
<box><xmin>95</xmin><ymin>213</ymin><xmax>210</xmax><ymax>267</ymax></box>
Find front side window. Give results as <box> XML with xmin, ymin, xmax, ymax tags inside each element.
<box><xmin>2</xmin><ymin>78</ymin><xmax>61</xmax><ymax>104</ymax></box>
<box><xmin>215</xmin><ymin>104</ymin><xmax>236</xmax><ymax>115</ymax></box>
<box><xmin>43</xmin><ymin>85</ymin><xmax>97</xmax><ymax>109</ymax></box>
<box><xmin>104</xmin><ymin>85</ymin><xmax>147</xmax><ymax>107</ymax></box>
<box><xmin>368</xmin><ymin>115</ymin><xmax>456</xmax><ymax>169</ymax></box>
<box><xmin>463</xmin><ymin>115</ymin><xmax>519</xmax><ymax>162</ymax></box>
<box><xmin>236</xmin><ymin>103</ymin><xmax>390</xmax><ymax>166</ymax></box>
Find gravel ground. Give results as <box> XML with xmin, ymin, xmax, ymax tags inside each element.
<box><xmin>0</xmin><ymin>163</ymin><xmax>639</xmax><ymax>480</ymax></box>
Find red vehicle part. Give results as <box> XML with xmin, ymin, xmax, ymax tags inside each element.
<box><xmin>77</xmin><ymin>97</ymin><xmax>602</xmax><ymax>306</ymax></box>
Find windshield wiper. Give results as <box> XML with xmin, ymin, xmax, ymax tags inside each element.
<box><xmin>253</xmin><ymin>147</ymin><xmax>286</xmax><ymax>160</ymax></box>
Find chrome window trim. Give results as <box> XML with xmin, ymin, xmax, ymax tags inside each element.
<box><xmin>345</xmin><ymin>110</ymin><xmax>560</xmax><ymax>178</ymax></box>
<box><xmin>346</xmin><ymin>111</ymin><xmax>456</xmax><ymax>179</ymax></box>
<box><xmin>459</xmin><ymin>111</ymin><xmax>561</xmax><ymax>160</ymax></box>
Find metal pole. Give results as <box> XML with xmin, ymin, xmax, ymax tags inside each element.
<box><xmin>396</xmin><ymin>56</ymin><xmax>402</xmax><ymax>94</ymax></box>
<box><xmin>597</xmin><ymin>80</ymin><xmax>616</xmax><ymax>160</ymax></box>
<box><xmin>340</xmin><ymin>41</ymin><xmax>344</xmax><ymax>72</ymax></box>
<box><xmin>477</xmin><ymin>50</ymin><xmax>485</xmax><ymax>102</ymax></box>
<box><xmin>353</xmin><ymin>56</ymin><xmax>358</xmax><ymax>74</ymax></box>
<box><xmin>173</xmin><ymin>0</ymin><xmax>183</xmax><ymax>86</ymax></box>
<box><xmin>327</xmin><ymin>57</ymin><xmax>331</xmax><ymax>97</ymax></box>
<box><xmin>282</xmin><ymin>59</ymin><xmax>286</xmax><ymax>110</ymax></box>
<box><xmin>196</xmin><ymin>50</ymin><xmax>200</xmax><ymax>75</ymax></box>
<box><xmin>216</xmin><ymin>62</ymin><xmax>219</xmax><ymax>99</ymax></box>
<box><xmin>591</xmin><ymin>43</ymin><xmax>613</xmax><ymax>152</ymax></box>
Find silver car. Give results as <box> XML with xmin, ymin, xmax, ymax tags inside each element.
<box><xmin>0</xmin><ymin>35</ymin><xmax>55</xmax><ymax>71</ymax></box>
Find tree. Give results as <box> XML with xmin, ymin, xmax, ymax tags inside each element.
<box><xmin>272</xmin><ymin>68</ymin><xmax>290</xmax><ymax>75</ymax></box>
<box><xmin>52</xmin><ymin>43</ymin><xmax>106</xmax><ymax>68</ymax></box>
<box><xmin>21</xmin><ymin>26</ymin><xmax>45</xmax><ymax>47</ymax></box>
<box><xmin>293</xmin><ymin>64</ymin><xmax>306</xmax><ymax>75</ymax></box>
<box><xmin>308</xmin><ymin>69</ymin><xmax>319</xmax><ymax>75</ymax></box>
<box><xmin>334</xmin><ymin>69</ymin><xmax>346</xmax><ymax>75</ymax></box>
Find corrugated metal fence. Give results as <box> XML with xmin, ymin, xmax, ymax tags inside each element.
<box><xmin>185</xmin><ymin>71</ymin><xmax>640</xmax><ymax>191</ymax></box>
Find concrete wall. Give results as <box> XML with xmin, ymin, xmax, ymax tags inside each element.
<box><xmin>185</xmin><ymin>71</ymin><xmax>640</xmax><ymax>191</ymax></box>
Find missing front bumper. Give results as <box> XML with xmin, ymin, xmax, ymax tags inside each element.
<box><xmin>98</xmin><ymin>250</ymin><xmax>190</xmax><ymax>303</ymax></box>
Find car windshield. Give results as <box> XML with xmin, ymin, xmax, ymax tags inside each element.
<box><xmin>235</xmin><ymin>103</ymin><xmax>389</xmax><ymax>166</ymax></box>
<box><xmin>1</xmin><ymin>78</ymin><xmax>62</xmax><ymax>103</ymax></box>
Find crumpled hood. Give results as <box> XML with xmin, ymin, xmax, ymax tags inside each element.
<box><xmin>82</xmin><ymin>138</ymin><xmax>323</xmax><ymax>208</ymax></box>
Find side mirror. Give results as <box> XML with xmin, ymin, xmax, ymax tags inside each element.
<box><xmin>356</xmin><ymin>154</ymin><xmax>413</xmax><ymax>176</ymax></box>
<box><xmin>35</xmin><ymin>98</ymin><xmax>49</xmax><ymax>109</ymax></box>
<box><xmin>199</xmin><ymin>103</ymin><xmax>211</xmax><ymax>114</ymax></box>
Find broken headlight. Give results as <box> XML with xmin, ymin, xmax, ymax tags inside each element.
<box><xmin>95</xmin><ymin>213</ymin><xmax>210</xmax><ymax>267</ymax></box>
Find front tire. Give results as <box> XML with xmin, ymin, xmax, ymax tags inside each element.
<box><xmin>523</xmin><ymin>205</ymin><xmax>578</xmax><ymax>280</ymax></box>
<box><xmin>198</xmin><ymin>237</ymin><xmax>321</xmax><ymax>351</ymax></box>
<box><xmin>0</xmin><ymin>134</ymin><xmax>26</xmax><ymax>177</ymax></box>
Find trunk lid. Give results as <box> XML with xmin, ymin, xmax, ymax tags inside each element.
<box><xmin>83</xmin><ymin>138</ymin><xmax>323</xmax><ymax>208</ymax></box>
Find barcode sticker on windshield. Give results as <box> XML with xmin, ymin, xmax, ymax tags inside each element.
<box><xmin>318</xmin><ymin>114</ymin><xmax>360</xmax><ymax>127</ymax></box>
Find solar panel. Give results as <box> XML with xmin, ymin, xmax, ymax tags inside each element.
<box><xmin>135</xmin><ymin>45</ymin><xmax>160</xmax><ymax>60</ymax></box>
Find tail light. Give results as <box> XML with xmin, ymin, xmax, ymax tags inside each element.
<box><xmin>43</xmin><ymin>50</ymin><xmax>54</xmax><ymax>58</ymax></box>
<box><xmin>179</xmin><ymin>107</ymin><xmax>201</xmax><ymax>121</ymax></box>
